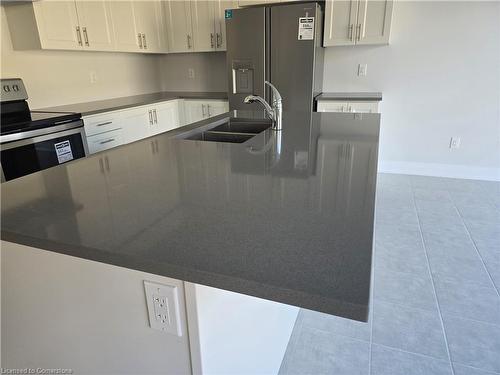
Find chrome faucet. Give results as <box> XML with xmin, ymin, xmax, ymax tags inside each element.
<box><xmin>244</xmin><ymin>81</ymin><xmax>282</xmax><ymax>131</ymax></box>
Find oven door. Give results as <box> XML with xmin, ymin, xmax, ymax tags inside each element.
<box><xmin>1</xmin><ymin>125</ymin><xmax>88</xmax><ymax>182</ymax></box>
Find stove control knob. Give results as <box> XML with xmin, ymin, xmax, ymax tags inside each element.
<box><xmin>3</xmin><ymin>85</ymin><xmax>11</xmax><ymax>92</ymax></box>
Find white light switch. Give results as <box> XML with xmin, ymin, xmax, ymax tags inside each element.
<box><xmin>188</xmin><ymin>68</ymin><xmax>195</xmax><ymax>79</ymax></box>
<box><xmin>89</xmin><ymin>71</ymin><xmax>98</xmax><ymax>84</ymax></box>
<box><xmin>449</xmin><ymin>137</ymin><xmax>461</xmax><ymax>149</ymax></box>
<box><xmin>144</xmin><ymin>281</ymin><xmax>182</xmax><ymax>336</ymax></box>
<box><xmin>358</xmin><ymin>64</ymin><xmax>367</xmax><ymax>77</ymax></box>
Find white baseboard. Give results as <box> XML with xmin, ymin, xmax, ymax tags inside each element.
<box><xmin>378</xmin><ymin>161</ymin><xmax>500</xmax><ymax>182</ymax></box>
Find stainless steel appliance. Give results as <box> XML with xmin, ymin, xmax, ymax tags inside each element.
<box><xmin>225</xmin><ymin>2</ymin><xmax>323</xmax><ymax>113</ymax></box>
<box><xmin>1</xmin><ymin>78</ymin><xmax>87</xmax><ymax>182</ymax></box>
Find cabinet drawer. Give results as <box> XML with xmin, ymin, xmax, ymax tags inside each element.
<box><xmin>317</xmin><ymin>101</ymin><xmax>348</xmax><ymax>112</ymax></box>
<box><xmin>349</xmin><ymin>102</ymin><xmax>379</xmax><ymax>113</ymax></box>
<box><xmin>83</xmin><ymin>113</ymin><xmax>121</xmax><ymax>136</ymax></box>
<box><xmin>317</xmin><ymin>100</ymin><xmax>379</xmax><ymax>113</ymax></box>
<box><xmin>87</xmin><ymin>129</ymin><xmax>124</xmax><ymax>154</ymax></box>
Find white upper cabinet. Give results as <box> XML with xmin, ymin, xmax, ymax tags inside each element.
<box><xmin>108</xmin><ymin>1</ymin><xmax>140</xmax><ymax>52</ymax></box>
<box><xmin>4</xmin><ymin>1</ymin><xmax>81</xmax><ymax>50</ymax></box>
<box><xmin>5</xmin><ymin>0</ymin><xmax>115</xmax><ymax>51</ymax></box>
<box><xmin>35</xmin><ymin>1</ymin><xmax>81</xmax><ymax>49</ymax></box>
<box><xmin>191</xmin><ymin>1</ymin><xmax>216</xmax><ymax>52</ymax></box>
<box><xmin>324</xmin><ymin>0</ymin><xmax>358</xmax><ymax>46</ymax></box>
<box><xmin>133</xmin><ymin>1</ymin><xmax>168</xmax><ymax>53</ymax></box>
<box><xmin>238</xmin><ymin>0</ymin><xmax>277</xmax><ymax>6</ymax></box>
<box><xmin>356</xmin><ymin>0</ymin><xmax>393</xmax><ymax>45</ymax></box>
<box><xmin>164</xmin><ymin>0</ymin><xmax>194</xmax><ymax>53</ymax></box>
<box><xmin>324</xmin><ymin>0</ymin><xmax>393</xmax><ymax>47</ymax></box>
<box><xmin>214</xmin><ymin>0</ymin><xmax>237</xmax><ymax>51</ymax></box>
<box><xmin>74</xmin><ymin>0</ymin><xmax>115</xmax><ymax>51</ymax></box>
<box><xmin>165</xmin><ymin>0</ymin><xmax>236</xmax><ymax>53</ymax></box>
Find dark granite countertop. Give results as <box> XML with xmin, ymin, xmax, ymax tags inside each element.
<box><xmin>316</xmin><ymin>92</ymin><xmax>382</xmax><ymax>101</ymax></box>
<box><xmin>1</xmin><ymin>111</ymin><xmax>379</xmax><ymax>321</ymax></box>
<box><xmin>39</xmin><ymin>91</ymin><xmax>228</xmax><ymax>116</ymax></box>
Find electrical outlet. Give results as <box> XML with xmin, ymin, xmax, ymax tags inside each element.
<box><xmin>144</xmin><ymin>281</ymin><xmax>182</xmax><ymax>336</ymax></box>
<box><xmin>449</xmin><ymin>137</ymin><xmax>461</xmax><ymax>149</ymax></box>
<box><xmin>188</xmin><ymin>68</ymin><xmax>195</xmax><ymax>79</ymax></box>
<box><xmin>89</xmin><ymin>71</ymin><xmax>98</xmax><ymax>84</ymax></box>
<box><xmin>358</xmin><ymin>64</ymin><xmax>367</xmax><ymax>77</ymax></box>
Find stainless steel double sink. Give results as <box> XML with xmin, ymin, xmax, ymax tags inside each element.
<box><xmin>181</xmin><ymin>118</ymin><xmax>272</xmax><ymax>144</ymax></box>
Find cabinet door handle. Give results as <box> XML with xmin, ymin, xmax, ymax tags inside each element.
<box><xmin>210</xmin><ymin>33</ymin><xmax>214</xmax><ymax>48</ymax></box>
<box><xmin>153</xmin><ymin>109</ymin><xmax>158</xmax><ymax>124</ymax></box>
<box><xmin>142</xmin><ymin>33</ymin><xmax>147</xmax><ymax>49</ymax></box>
<box><xmin>201</xmin><ymin>104</ymin><xmax>206</xmax><ymax>117</ymax></box>
<box><xmin>148</xmin><ymin>110</ymin><xmax>153</xmax><ymax>125</ymax></box>
<box><xmin>207</xmin><ymin>104</ymin><xmax>211</xmax><ymax>117</ymax></box>
<box><xmin>76</xmin><ymin>26</ymin><xmax>83</xmax><ymax>46</ymax></box>
<box><xmin>138</xmin><ymin>33</ymin><xmax>143</xmax><ymax>48</ymax></box>
<box><xmin>356</xmin><ymin>24</ymin><xmax>362</xmax><ymax>41</ymax></box>
<box><xmin>104</xmin><ymin>156</ymin><xmax>110</xmax><ymax>172</ymax></box>
<box><xmin>348</xmin><ymin>24</ymin><xmax>353</xmax><ymax>41</ymax></box>
<box><xmin>187</xmin><ymin>34</ymin><xmax>192</xmax><ymax>49</ymax></box>
<box><xmin>82</xmin><ymin>27</ymin><xmax>89</xmax><ymax>46</ymax></box>
<box><xmin>96</xmin><ymin>121</ymin><xmax>113</xmax><ymax>127</ymax></box>
<box><xmin>100</xmin><ymin>139</ymin><xmax>115</xmax><ymax>145</ymax></box>
<box><xmin>99</xmin><ymin>158</ymin><xmax>105</xmax><ymax>173</ymax></box>
<box><xmin>216</xmin><ymin>32</ymin><xmax>222</xmax><ymax>48</ymax></box>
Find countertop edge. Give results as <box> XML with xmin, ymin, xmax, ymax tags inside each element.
<box><xmin>1</xmin><ymin>230</ymin><xmax>369</xmax><ymax>322</ymax></box>
<box><xmin>39</xmin><ymin>91</ymin><xmax>229</xmax><ymax>117</ymax></box>
<box><xmin>316</xmin><ymin>92</ymin><xmax>383</xmax><ymax>101</ymax></box>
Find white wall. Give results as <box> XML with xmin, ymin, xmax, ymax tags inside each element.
<box><xmin>1</xmin><ymin>241</ymin><xmax>192</xmax><ymax>374</ymax></box>
<box><xmin>0</xmin><ymin>6</ymin><xmax>162</xmax><ymax>109</ymax></box>
<box><xmin>157</xmin><ymin>52</ymin><xmax>228</xmax><ymax>92</ymax></box>
<box><xmin>323</xmin><ymin>1</ymin><xmax>500</xmax><ymax>181</ymax></box>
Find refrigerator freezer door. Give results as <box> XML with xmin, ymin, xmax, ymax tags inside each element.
<box><xmin>226</xmin><ymin>7</ymin><xmax>267</xmax><ymax>110</ymax></box>
<box><xmin>270</xmin><ymin>3</ymin><xmax>321</xmax><ymax>113</ymax></box>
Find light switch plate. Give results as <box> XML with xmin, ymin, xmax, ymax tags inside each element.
<box><xmin>89</xmin><ymin>71</ymin><xmax>98</xmax><ymax>84</ymax></box>
<box><xmin>358</xmin><ymin>64</ymin><xmax>367</xmax><ymax>77</ymax></box>
<box><xmin>144</xmin><ymin>281</ymin><xmax>182</xmax><ymax>336</ymax></box>
<box><xmin>449</xmin><ymin>137</ymin><xmax>461</xmax><ymax>149</ymax></box>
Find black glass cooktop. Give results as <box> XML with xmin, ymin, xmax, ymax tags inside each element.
<box><xmin>1</xmin><ymin>110</ymin><xmax>81</xmax><ymax>136</ymax></box>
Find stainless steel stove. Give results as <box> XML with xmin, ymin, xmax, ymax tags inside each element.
<box><xmin>1</xmin><ymin>78</ymin><xmax>88</xmax><ymax>182</ymax></box>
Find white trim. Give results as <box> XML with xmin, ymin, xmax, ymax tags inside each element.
<box><xmin>378</xmin><ymin>161</ymin><xmax>500</xmax><ymax>181</ymax></box>
<box><xmin>184</xmin><ymin>282</ymin><xmax>203</xmax><ymax>375</ymax></box>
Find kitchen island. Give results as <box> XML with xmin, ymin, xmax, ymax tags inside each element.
<box><xmin>1</xmin><ymin>110</ymin><xmax>379</xmax><ymax>373</ymax></box>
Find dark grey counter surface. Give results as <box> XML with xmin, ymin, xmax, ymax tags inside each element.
<box><xmin>39</xmin><ymin>91</ymin><xmax>228</xmax><ymax>116</ymax></box>
<box><xmin>316</xmin><ymin>92</ymin><xmax>382</xmax><ymax>101</ymax></box>
<box><xmin>1</xmin><ymin>111</ymin><xmax>379</xmax><ymax>321</ymax></box>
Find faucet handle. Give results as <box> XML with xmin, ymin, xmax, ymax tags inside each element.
<box><xmin>264</xmin><ymin>81</ymin><xmax>282</xmax><ymax>103</ymax></box>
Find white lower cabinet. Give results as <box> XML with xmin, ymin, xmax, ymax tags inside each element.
<box><xmin>83</xmin><ymin>99</ymin><xmax>228</xmax><ymax>155</ymax></box>
<box><xmin>120</xmin><ymin>106</ymin><xmax>151</xmax><ymax>144</ymax></box>
<box><xmin>205</xmin><ymin>100</ymin><xmax>230</xmax><ymax>117</ymax></box>
<box><xmin>148</xmin><ymin>100</ymin><xmax>181</xmax><ymax>136</ymax></box>
<box><xmin>183</xmin><ymin>100</ymin><xmax>206</xmax><ymax>124</ymax></box>
<box><xmin>86</xmin><ymin>129</ymin><xmax>124</xmax><ymax>154</ymax></box>
<box><xmin>83</xmin><ymin>99</ymin><xmax>200</xmax><ymax>155</ymax></box>
<box><xmin>183</xmin><ymin>99</ymin><xmax>229</xmax><ymax>125</ymax></box>
<box><xmin>317</xmin><ymin>100</ymin><xmax>379</xmax><ymax>113</ymax></box>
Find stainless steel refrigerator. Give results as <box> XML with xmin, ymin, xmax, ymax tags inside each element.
<box><xmin>225</xmin><ymin>2</ymin><xmax>323</xmax><ymax>113</ymax></box>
